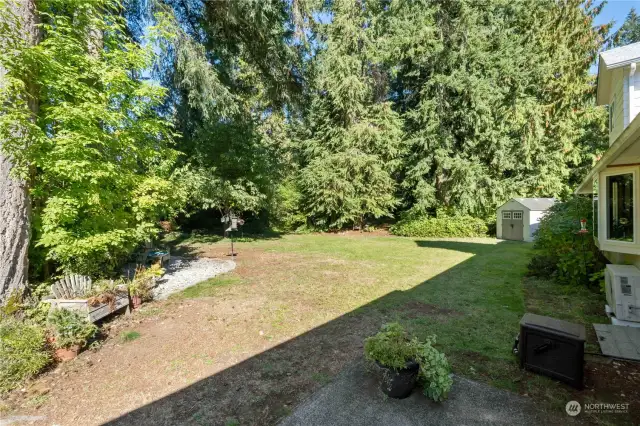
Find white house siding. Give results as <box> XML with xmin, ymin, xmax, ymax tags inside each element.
<box><xmin>631</xmin><ymin>67</ymin><xmax>640</xmax><ymax>127</ymax></box>
<box><xmin>602</xmin><ymin>250</ymin><xmax>640</xmax><ymax>270</ymax></box>
<box><xmin>610</xmin><ymin>67</ymin><xmax>625</xmax><ymax>145</ymax></box>
<box><xmin>624</xmin><ymin>68</ymin><xmax>629</xmax><ymax>128</ymax></box>
<box><xmin>528</xmin><ymin>210</ymin><xmax>547</xmax><ymax>242</ymax></box>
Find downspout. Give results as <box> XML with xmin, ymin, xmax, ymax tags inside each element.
<box><xmin>629</xmin><ymin>62</ymin><xmax>636</xmax><ymax>126</ymax></box>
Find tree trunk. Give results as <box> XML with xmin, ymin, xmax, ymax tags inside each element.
<box><xmin>0</xmin><ymin>0</ymin><xmax>39</xmax><ymax>303</ymax></box>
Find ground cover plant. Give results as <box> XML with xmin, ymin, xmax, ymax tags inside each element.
<box><xmin>0</xmin><ymin>318</ymin><xmax>50</xmax><ymax>393</ymax></box>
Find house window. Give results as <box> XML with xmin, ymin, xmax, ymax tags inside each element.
<box><xmin>513</xmin><ymin>211</ymin><xmax>523</xmax><ymax>220</ymax></box>
<box><xmin>610</xmin><ymin>101</ymin><xmax>615</xmax><ymax>130</ymax></box>
<box><xmin>593</xmin><ymin>177</ymin><xmax>599</xmax><ymax>238</ymax></box>
<box><xmin>607</xmin><ymin>173</ymin><xmax>634</xmax><ymax>242</ymax></box>
<box><xmin>503</xmin><ymin>211</ymin><xmax>512</xmax><ymax>219</ymax></box>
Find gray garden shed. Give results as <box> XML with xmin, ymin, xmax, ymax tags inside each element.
<box><xmin>496</xmin><ymin>198</ymin><xmax>555</xmax><ymax>242</ymax></box>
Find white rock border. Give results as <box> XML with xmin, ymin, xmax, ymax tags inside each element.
<box><xmin>152</xmin><ymin>256</ymin><xmax>236</xmax><ymax>300</ymax></box>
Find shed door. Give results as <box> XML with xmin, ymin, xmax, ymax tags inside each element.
<box><xmin>502</xmin><ymin>210</ymin><xmax>524</xmax><ymax>241</ymax></box>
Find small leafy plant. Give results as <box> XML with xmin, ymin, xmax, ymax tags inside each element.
<box><xmin>120</xmin><ymin>331</ymin><xmax>141</xmax><ymax>342</ymax></box>
<box><xmin>47</xmin><ymin>309</ymin><xmax>98</xmax><ymax>349</ymax></box>
<box><xmin>129</xmin><ymin>264</ymin><xmax>164</xmax><ymax>301</ymax></box>
<box><xmin>364</xmin><ymin>323</ymin><xmax>453</xmax><ymax>402</ymax></box>
<box><xmin>0</xmin><ymin>318</ymin><xmax>51</xmax><ymax>393</ymax></box>
<box><xmin>364</xmin><ymin>322</ymin><xmax>418</xmax><ymax>369</ymax></box>
<box><xmin>86</xmin><ymin>279</ymin><xmax>128</xmax><ymax>311</ymax></box>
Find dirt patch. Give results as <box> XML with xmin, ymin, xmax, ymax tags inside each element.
<box><xmin>455</xmin><ymin>350</ymin><xmax>493</xmax><ymax>364</ymax></box>
<box><xmin>401</xmin><ymin>301</ymin><xmax>463</xmax><ymax>320</ymax></box>
<box><xmin>321</xmin><ymin>228</ymin><xmax>392</xmax><ymax>237</ymax></box>
<box><xmin>2</xmin><ymin>247</ymin><xmax>385</xmax><ymax>426</ymax></box>
<box><xmin>581</xmin><ymin>359</ymin><xmax>640</xmax><ymax>422</ymax></box>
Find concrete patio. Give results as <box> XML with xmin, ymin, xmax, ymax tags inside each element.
<box><xmin>280</xmin><ymin>360</ymin><xmax>567</xmax><ymax>426</ymax></box>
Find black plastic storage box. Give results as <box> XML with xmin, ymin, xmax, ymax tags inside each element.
<box><xmin>519</xmin><ymin>313</ymin><xmax>586</xmax><ymax>389</ymax></box>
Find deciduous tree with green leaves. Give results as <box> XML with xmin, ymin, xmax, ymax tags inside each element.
<box><xmin>148</xmin><ymin>1</ymin><xmax>305</xmax><ymax>220</ymax></box>
<box><xmin>0</xmin><ymin>0</ymin><xmax>180</xmax><ymax>277</ymax></box>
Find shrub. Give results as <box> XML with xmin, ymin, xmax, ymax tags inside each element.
<box><xmin>128</xmin><ymin>264</ymin><xmax>164</xmax><ymax>301</ymax></box>
<box><xmin>270</xmin><ymin>180</ymin><xmax>307</xmax><ymax>232</ymax></box>
<box><xmin>529</xmin><ymin>196</ymin><xmax>605</xmax><ymax>286</ymax></box>
<box><xmin>47</xmin><ymin>309</ymin><xmax>97</xmax><ymax>349</ymax></box>
<box><xmin>364</xmin><ymin>323</ymin><xmax>452</xmax><ymax>402</ymax></box>
<box><xmin>390</xmin><ymin>215</ymin><xmax>488</xmax><ymax>238</ymax></box>
<box><xmin>0</xmin><ymin>318</ymin><xmax>51</xmax><ymax>393</ymax></box>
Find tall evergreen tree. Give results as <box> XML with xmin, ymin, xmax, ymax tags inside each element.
<box><xmin>612</xmin><ymin>8</ymin><xmax>640</xmax><ymax>47</ymax></box>
<box><xmin>298</xmin><ymin>0</ymin><xmax>404</xmax><ymax>229</ymax></box>
<box><xmin>385</xmin><ymin>0</ymin><xmax>607</xmax><ymax>217</ymax></box>
<box><xmin>147</xmin><ymin>0</ymin><xmax>310</xmax><ymax>218</ymax></box>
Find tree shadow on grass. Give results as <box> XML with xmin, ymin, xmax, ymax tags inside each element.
<box><xmin>162</xmin><ymin>231</ymin><xmax>283</xmax><ymax>257</ymax></box>
<box><xmin>101</xmin><ymin>239</ymin><xmax>579</xmax><ymax>426</ymax></box>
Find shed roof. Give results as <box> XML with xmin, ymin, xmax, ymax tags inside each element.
<box><xmin>498</xmin><ymin>198</ymin><xmax>556</xmax><ymax>211</ymax></box>
<box><xmin>597</xmin><ymin>42</ymin><xmax>640</xmax><ymax>105</ymax></box>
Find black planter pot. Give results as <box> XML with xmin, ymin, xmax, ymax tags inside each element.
<box><xmin>376</xmin><ymin>360</ymin><xmax>419</xmax><ymax>399</ymax></box>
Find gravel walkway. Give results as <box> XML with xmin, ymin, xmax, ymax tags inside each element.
<box><xmin>152</xmin><ymin>256</ymin><xmax>236</xmax><ymax>300</ymax></box>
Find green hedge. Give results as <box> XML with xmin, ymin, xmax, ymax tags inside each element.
<box><xmin>529</xmin><ymin>196</ymin><xmax>605</xmax><ymax>286</ymax></box>
<box><xmin>390</xmin><ymin>216</ymin><xmax>488</xmax><ymax>238</ymax></box>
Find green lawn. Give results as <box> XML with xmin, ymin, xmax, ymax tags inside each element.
<box><xmin>166</xmin><ymin>233</ymin><xmax>610</xmax><ymax>421</ymax></box>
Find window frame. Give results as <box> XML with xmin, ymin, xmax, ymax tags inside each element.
<box><xmin>610</xmin><ymin>101</ymin><xmax>615</xmax><ymax>131</ymax></box>
<box><xmin>602</xmin><ymin>168</ymin><xmax>638</xmax><ymax>245</ymax></box>
<box><xmin>512</xmin><ymin>211</ymin><xmax>523</xmax><ymax>220</ymax></box>
<box><xmin>593</xmin><ymin>177</ymin><xmax>599</xmax><ymax>239</ymax></box>
<box><xmin>502</xmin><ymin>211</ymin><xmax>512</xmax><ymax>220</ymax></box>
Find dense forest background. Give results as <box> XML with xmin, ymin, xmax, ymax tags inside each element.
<box><xmin>2</xmin><ymin>0</ymin><xmax>640</xmax><ymax>293</ymax></box>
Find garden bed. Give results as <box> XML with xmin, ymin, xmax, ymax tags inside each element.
<box><xmin>47</xmin><ymin>294</ymin><xmax>129</xmax><ymax>323</ymax></box>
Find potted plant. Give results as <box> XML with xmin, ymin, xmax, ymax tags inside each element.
<box><xmin>47</xmin><ymin>308</ymin><xmax>98</xmax><ymax>361</ymax></box>
<box><xmin>364</xmin><ymin>323</ymin><xmax>453</xmax><ymax>401</ymax></box>
<box><xmin>128</xmin><ymin>280</ymin><xmax>144</xmax><ymax>309</ymax></box>
<box><xmin>128</xmin><ymin>265</ymin><xmax>163</xmax><ymax>308</ymax></box>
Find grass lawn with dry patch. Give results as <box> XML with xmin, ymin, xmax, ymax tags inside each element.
<box><xmin>4</xmin><ymin>233</ymin><xmax>633</xmax><ymax>425</ymax></box>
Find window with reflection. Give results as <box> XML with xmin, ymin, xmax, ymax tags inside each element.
<box><xmin>607</xmin><ymin>173</ymin><xmax>634</xmax><ymax>242</ymax></box>
<box><xmin>593</xmin><ymin>177</ymin><xmax>598</xmax><ymax>238</ymax></box>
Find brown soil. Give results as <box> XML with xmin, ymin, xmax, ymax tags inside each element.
<box><xmin>582</xmin><ymin>359</ymin><xmax>640</xmax><ymax>422</ymax></box>
<box><xmin>401</xmin><ymin>301</ymin><xmax>463</xmax><ymax>320</ymax></box>
<box><xmin>2</xmin><ymin>247</ymin><xmax>385</xmax><ymax>426</ymax></box>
